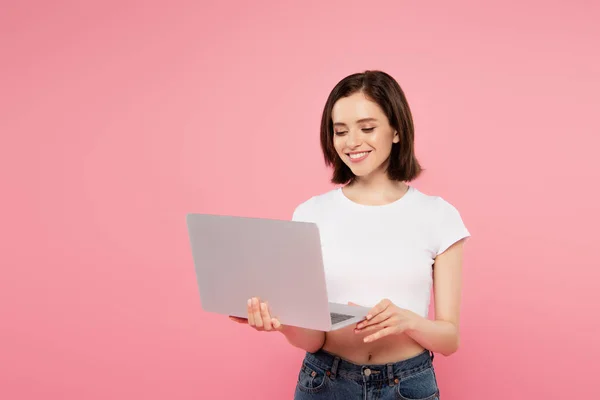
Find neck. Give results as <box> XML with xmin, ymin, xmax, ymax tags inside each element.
<box><xmin>343</xmin><ymin>172</ymin><xmax>408</xmax><ymax>206</ymax></box>
<box><xmin>352</xmin><ymin>170</ymin><xmax>401</xmax><ymax>192</ymax></box>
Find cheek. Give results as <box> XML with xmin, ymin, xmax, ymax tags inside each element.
<box><xmin>372</xmin><ymin>133</ymin><xmax>395</xmax><ymax>152</ymax></box>
<box><xmin>332</xmin><ymin>137</ymin><xmax>345</xmax><ymax>154</ymax></box>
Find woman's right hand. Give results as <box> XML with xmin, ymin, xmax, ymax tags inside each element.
<box><xmin>231</xmin><ymin>297</ymin><xmax>326</xmax><ymax>352</ymax></box>
<box><xmin>229</xmin><ymin>297</ymin><xmax>284</xmax><ymax>332</ymax></box>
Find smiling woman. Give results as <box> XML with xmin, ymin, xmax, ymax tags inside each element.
<box><xmin>231</xmin><ymin>70</ymin><xmax>470</xmax><ymax>400</ymax></box>
<box><xmin>331</xmin><ymin>94</ymin><xmax>403</xmax><ymax>184</ymax></box>
<box><xmin>321</xmin><ymin>71</ymin><xmax>421</xmax><ymax>187</ymax></box>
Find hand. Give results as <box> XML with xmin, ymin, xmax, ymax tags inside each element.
<box><xmin>353</xmin><ymin>298</ymin><xmax>421</xmax><ymax>343</ymax></box>
<box><xmin>229</xmin><ymin>297</ymin><xmax>283</xmax><ymax>332</ymax></box>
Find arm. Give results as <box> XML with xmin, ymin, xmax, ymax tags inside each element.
<box><xmin>405</xmin><ymin>239</ymin><xmax>464</xmax><ymax>356</ymax></box>
<box><xmin>230</xmin><ymin>297</ymin><xmax>325</xmax><ymax>353</ymax></box>
<box><xmin>280</xmin><ymin>325</ymin><xmax>326</xmax><ymax>353</ymax></box>
<box><xmin>355</xmin><ymin>239</ymin><xmax>465</xmax><ymax>356</ymax></box>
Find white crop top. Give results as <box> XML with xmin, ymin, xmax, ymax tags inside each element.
<box><xmin>292</xmin><ymin>186</ymin><xmax>470</xmax><ymax>318</ymax></box>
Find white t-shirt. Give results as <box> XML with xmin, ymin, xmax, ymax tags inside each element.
<box><xmin>292</xmin><ymin>186</ymin><xmax>470</xmax><ymax>318</ymax></box>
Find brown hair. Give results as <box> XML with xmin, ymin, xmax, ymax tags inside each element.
<box><xmin>319</xmin><ymin>70</ymin><xmax>422</xmax><ymax>184</ymax></box>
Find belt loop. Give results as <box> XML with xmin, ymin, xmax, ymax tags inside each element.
<box><xmin>387</xmin><ymin>364</ymin><xmax>394</xmax><ymax>387</ymax></box>
<box><xmin>330</xmin><ymin>356</ymin><xmax>340</xmax><ymax>380</ymax></box>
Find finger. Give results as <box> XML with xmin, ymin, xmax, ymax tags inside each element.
<box><xmin>260</xmin><ymin>302</ymin><xmax>273</xmax><ymax>331</ymax></box>
<box><xmin>356</xmin><ymin>310</ymin><xmax>393</xmax><ymax>330</ymax></box>
<box><xmin>364</xmin><ymin>326</ymin><xmax>398</xmax><ymax>343</ymax></box>
<box><xmin>348</xmin><ymin>301</ymin><xmax>361</xmax><ymax>307</ymax></box>
<box><xmin>267</xmin><ymin>303</ymin><xmax>283</xmax><ymax>331</ymax></box>
<box><xmin>367</xmin><ymin>298</ymin><xmax>392</xmax><ymax>320</ymax></box>
<box><xmin>355</xmin><ymin>319</ymin><xmax>390</xmax><ymax>334</ymax></box>
<box><xmin>252</xmin><ymin>297</ymin><xmax>264</xmax><ymax>329</ymax></box>
<box><xmin>272</xmin><ymin>318</ymin><xmax>283</xmax><ymax>331</ymax></box>
<box><xmin>247</xmin><ymin>299</ymin><xmax>255</xmax><ymax>326</ymax></box>
<box><xmin>229</xmin><ymin>316</ymin><xmax>248</xmax><ymax>324</ymax></box>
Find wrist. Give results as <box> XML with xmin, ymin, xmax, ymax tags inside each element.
<box><xmin>279</xmin><ymin>324</ymin><xmax>293</xmax><ymax>335</ymax></box>
<box><xmin>405</xmin><ymin>312</ymin><xmax>426</xmax><ymax>335</ymax></box>
<box><xmin>280</xmin><ymin>324</ymin><xmax>304</xmax><ymax>339</ymax></box>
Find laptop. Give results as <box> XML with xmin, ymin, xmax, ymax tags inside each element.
<box><xmin>186</xmin><ymin>213</ymin><xmax>370</xmax><ymax>331</ymax></box>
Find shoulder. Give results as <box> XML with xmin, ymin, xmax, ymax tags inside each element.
<box><xmin>410</xmin><ymin>187</ymin><xmax>470</xmax><ymax>254</ymax></box>
<box><xmin>291</xmin><ymin>188</ymin><xmax>340</xmax><ymax>222</ymax></box>
<box><xmin>409</xmin><ymin>187</ymin><xmax>463</xmax><ymax>220</ymax></box>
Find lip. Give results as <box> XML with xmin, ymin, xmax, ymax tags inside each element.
<box><xmin>346</xmin><ymin>150</ymin><xmax>371</xmax><ymax>163</ymax></box>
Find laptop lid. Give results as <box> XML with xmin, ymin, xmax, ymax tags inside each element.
<box><xmin>186</xmin><ymin>213</ymin><xmax>333</xmax><ymax>330</ymax></box>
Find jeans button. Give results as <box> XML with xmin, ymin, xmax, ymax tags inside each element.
<box><xmin>364</xmin><ymin>368</ymin><xmax>371</xmax><ymax>376</ymax></box>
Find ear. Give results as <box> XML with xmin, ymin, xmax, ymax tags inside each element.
<box><xmin>392</xmin><ymin>130</ymin><xmax>400</xmax><ymax>143</ymax></box>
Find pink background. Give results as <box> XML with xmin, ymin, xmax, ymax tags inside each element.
<box><xmin>2</xmin><ymin>1</ymin><xmax>599</xmax><ymax>399</ymax></box>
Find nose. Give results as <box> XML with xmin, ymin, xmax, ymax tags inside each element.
<box><xmin>346</xmin><ymin>129</ymin><xmax>362</xmax><ymax>148</ymax></box>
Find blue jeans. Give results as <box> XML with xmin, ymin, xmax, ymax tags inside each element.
<box><xmin>294</xmin><ymin>349</ymin><xmax>439</xmax><ymax>400</ymax></box>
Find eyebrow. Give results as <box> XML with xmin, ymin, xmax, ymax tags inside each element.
<box><xmin>333</xmin><ymin>118</ymin><xmax>378</xmax><ymax>127</ymax></box>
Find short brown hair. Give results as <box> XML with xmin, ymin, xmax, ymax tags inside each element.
<box><xmin>319</xmin><ymin>70</ymin><xmax>422</xmax><ymax>184</ymax></box>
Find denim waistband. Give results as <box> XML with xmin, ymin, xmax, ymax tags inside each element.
<box><xmin>303</xmin><ymin>349</ymin><xmax>434</xmax><ymax>385</ymax></box>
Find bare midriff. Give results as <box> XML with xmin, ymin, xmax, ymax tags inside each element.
<box><xmin>322</xmin><ymin>324</ymin><xmax>425</xmax><ymax>365</ymax></box>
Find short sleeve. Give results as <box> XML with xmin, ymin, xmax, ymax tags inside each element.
<box><xmin>291</xmin><ymin>197</ymin><xmax>316</xmax><ymax>223</ymax></box>
<box><xmin>435</xmin><ymin>198</ymin><xmax>471</xmax><ymax>256</ymax></box>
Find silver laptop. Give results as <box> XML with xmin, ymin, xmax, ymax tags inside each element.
<box><xmin>186</xmin><ymin>213</ymin><xmax>370</xmax><ymax>331</ymax></box>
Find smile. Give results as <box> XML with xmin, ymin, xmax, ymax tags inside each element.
<box><xmin>347</xmin><ymin>151</ymin><xmax>371</xmax><ymax>162</ymax></box>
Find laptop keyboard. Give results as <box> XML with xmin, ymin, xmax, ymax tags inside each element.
<box><xmin>330</xmin><ymin>312</ymin><xmax>354</xmax><ymax>325</ymax></box>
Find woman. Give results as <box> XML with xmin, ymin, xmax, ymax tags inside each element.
<box><xmin>231</xmin><ymin>70</ymin><xmax>470</xmax><ymax>399</ymax></box>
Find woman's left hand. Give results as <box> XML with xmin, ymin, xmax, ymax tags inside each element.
<box><xmin>354</xmin><ymin>298</ymin><xmax>422</xmax><ymax>343</ymax></box>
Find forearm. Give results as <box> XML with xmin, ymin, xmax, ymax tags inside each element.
<box><xmin>406</xmin><ymin>317</ymin><xmax>459</xmax><ymax>356</ymax></box>
<box><xmin>280</xmin><ymin>325</ymin><xmax>325</xmax><ymax>353</ymax></box>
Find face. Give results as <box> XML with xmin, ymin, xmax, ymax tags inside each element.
<box><xmin>331</xmin><ymin>91</ymin><xmax>399</xmax><ymax>180</ymax></box>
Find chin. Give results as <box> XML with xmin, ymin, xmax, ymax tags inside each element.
<box><xmin>348</xmin><ymin>167</ymin><xmax>373</xmax><ymax>178</ymax></box>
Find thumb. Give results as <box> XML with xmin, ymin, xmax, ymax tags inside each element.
<box><xmin>272</xmin><ymin>318</ymin><xmax>284</xmax><ymax>331</ymax></box>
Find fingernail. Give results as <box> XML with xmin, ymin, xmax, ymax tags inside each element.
<box><xmin>260</xmin><ymin>303</ymin><xmax>266</xmax><ymax>311</ymax></box>
<box><xmin>247</xmin><ymin>299</ymin><xmax>252</xmax><ymax>306</ymax></box>
<box><xmin>252</xmin><ymin>298</ymin><xmax>258</xmax><ymax>305</ymax></box>
<box><xmin>366</xmin><ymin>315</ymin><xmax>372</xmax><ymax>320</ymax></box>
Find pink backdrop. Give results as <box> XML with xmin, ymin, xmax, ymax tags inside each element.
<box><xmin>2</xmin><ymin>1</ymin><xmax>598</xmax><ymax>398</ymax></box>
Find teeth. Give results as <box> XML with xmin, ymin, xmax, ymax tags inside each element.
<box><xmin>349</xmin><ymin>152</ymin><xmax>369</xmax><ymax>159</ymax></box>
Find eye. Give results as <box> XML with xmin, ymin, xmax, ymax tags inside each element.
<box><xmin>362</xmin><ymin>127</ymin><xmax>375</xmax><ymax>133</ymax></box>
<box><xmin>334</xmin><ymin>131</ymin><xmax>348</xmax><ymax>136</ymax></box>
